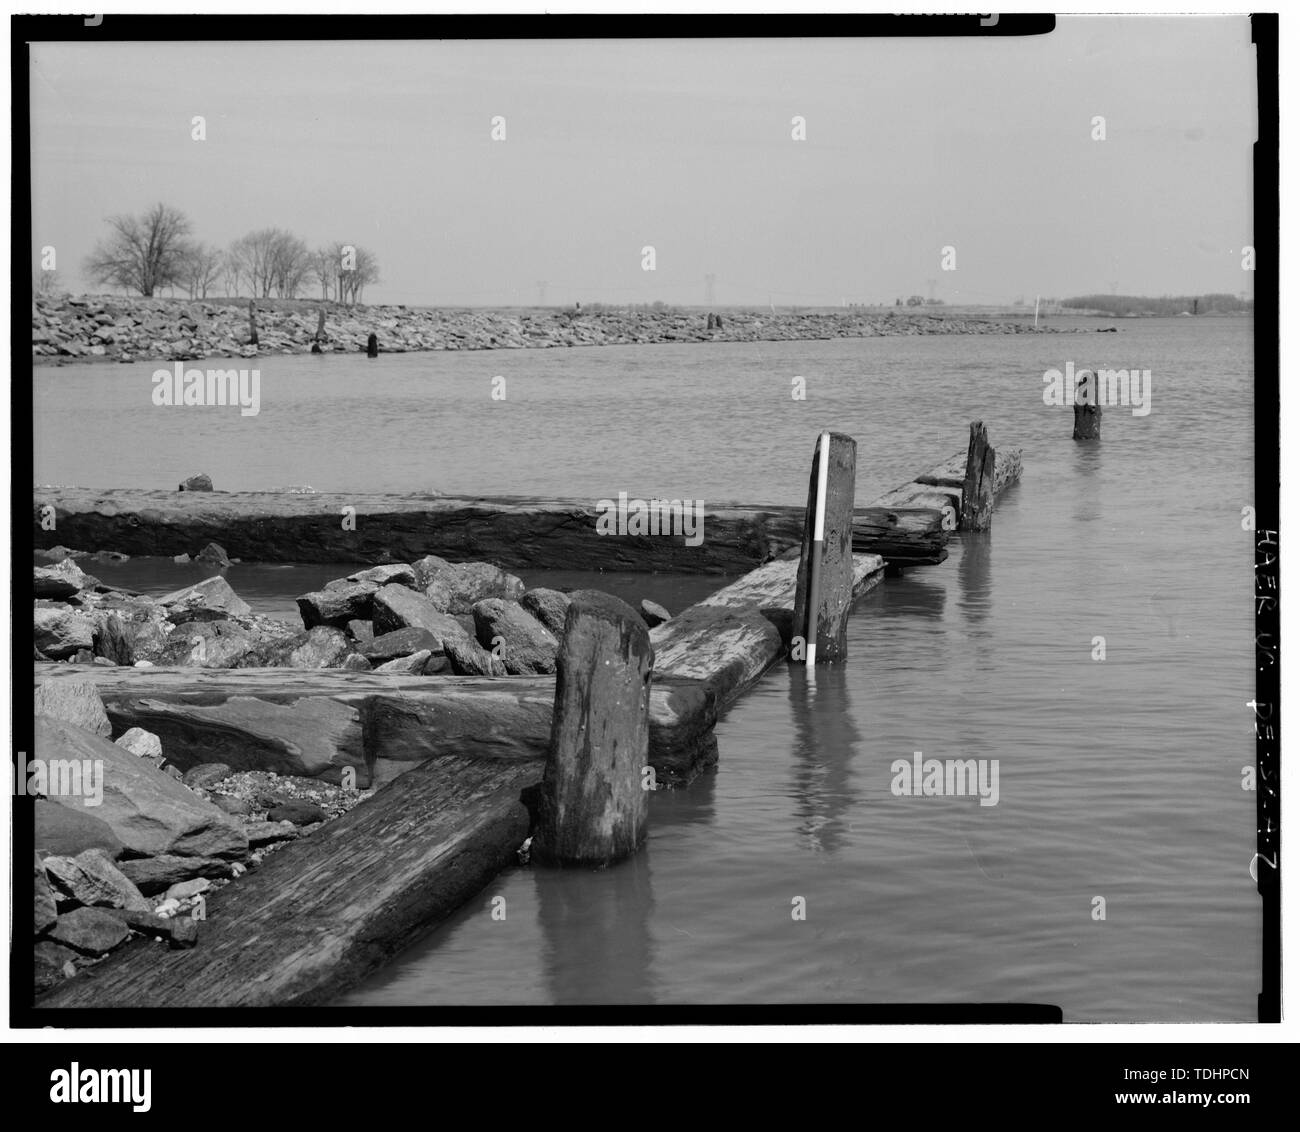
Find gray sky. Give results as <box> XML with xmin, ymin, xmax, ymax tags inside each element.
<box><xmin>30</xmin><ymin>17</ymin><xmax>1257</xmax><ymax>307</ymax></box>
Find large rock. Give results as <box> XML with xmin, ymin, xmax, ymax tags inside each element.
<box><xmin>296</xmin><ymin>580</ymin><xmax>378</xmax><ymax>629</ymax></box>
<box><xmin>33</xmin><ymin>680</ymin><xmax>111</xmax><ymax>737</ymax></box>
<box><xmin>33</xmin><ymin>604</ymin><xmax>96</xmax><ymax>659</ymax></box>
<box><xmin>43</xmin><ymin>849</ymin><xmax>151</xmax><ymax>913</ymax></box>
<box><xmin>37</xmin><ymin>715</ymin><xmax>249</xmax><ymax>860</ymax></box>
<box><xmin>34</xmin><ymin>558</ymin><xmax>99</xmax><ymax>599</ymax></box>
<box><xmin>640</xmin><ymin>599</ymin><xmax>671</xmax><ymax>628</ymax></box>
<box><xmin>472</xmin><ymin>598</ymin><xmax>559</xmax><ymax>674</ymax></box>
<box><xmin>34</xmin><ymin>941</ymin><xmax>80</xmax><ymax>992</ymax></box>
<box><xmin>234</xmin><ymin>625</ymin><xmax>353</xmax><ymax>669</ymax></box>
<box><xmin>117</xmin><ymin>854</ymin><xmax>234</xmax><ymax>895</ymax></box>
<box><xmin>521</xmin><ymin>587</ymin><xmax>571</xmax><ymax>636</ymax></box>
<box><xmin>35</xmin><ymin>855</ymin><xmax>58</xmax><ymax>936</ymax></box>
<box><xmin>179</xmin><ymin>473</ymin><xmax>214</xmax><ymax>491</ymax></box>
<box><xmin>92</xmin><ymin>601</ymin><xmax>174</xmax><ymax>665</ymax></box>
<box><xmin>361</xmin><ymin>627</ymin><xmax>440</xmax><ymax>665</ymax></box>
<box><xmin>182</xmin><ymin>763</ymin><xmax>235</xmax><ymax>790</ymax></box>
<box><xmin>371</xmin><ymin>583</ymin><xmax>472</xmax><ymax>645</ymax></box>
<box><xmin>266</xmin><ymin>800</ymin><xmax>327</xmax><ymax>826</ymax></box>
<box><xmin>374</xmin><ymin>649</ymin><xmax>433</xmax><ymax>674</ymax></box>
<box><xmin>104</xmin><ymin>907</ymin><xmax>199</xmax><ymax>949</ymax></box>
<box><xmin>48</xmin><ymin>907</ymin><xmax>130</xmax><ymax>956</ymax></box>
<box><xmin>157</xmin><ymin>576</ymin><xmax>251</xmax><ymax>623</ymax></box>
<box><xmin>443</xmin><ymin>635</ymin><xmax>509</xmax><ymax>676</ymax></box>
<box><xmin>413</xmin><ymin>556</ymin><xmax>525</xmax><ymax>613</ymax></box>
<box><xmin>347</xmin><ymin>563</ymin><xmax>416</xmax><ymax>589</ymax></box>
<box><xmin>155</xmin><ymin>619</ymin><xmax>258</xmax><ymax>667</ymax></box>
<box><xmin>194</xmin><ymin>541</ymin><xmax>231</xmax><ymax>568</ymax></box>
<box><xmin>114</xmin><ymin>727</ymin><xmax>163</xmax><ymax>759</ymax></box>
<box><xmin>35</xmin><ymin>799</ymin><xmax>123</xmax><ymax>859</ymax></box>
<box><xmin>345</xmin><ymin>619</ymin><xmax>374</xmax><ymax>643</ymax></box>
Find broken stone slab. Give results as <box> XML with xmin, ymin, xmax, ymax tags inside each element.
<box><xmin>34</xmin><ymin>558</ymin><xmax>99</xmax><ymax>599</ymax></box>
<box><xmin>116</xmin><ymin>854</ymin><xmax>235</xmax><ymax>895</ymax></box>
<box><xmin>104</xmin><ymin>907</ymin><xmax>199</xmax><ymax>949</ymax></box>
<box><xmin>472</xmin><ymin>598</ymin><xmax>558</xmax><ymax>674</ymax></box>
<box><xmin>413</xmin><ymin>556</ymin><xmax>526</xmax><ymax>613</ymax></box>
<box><xmin>156</xmin><ymin>576</ymin><xmax>252</xmax><ymax>623</ymax></box>
<box><xmin>296</xmin><ymin>579</ymin><xmax>380</xmax><ymax>630</ymax></box>
<box><xmin>520</xmin><ymin>587</ymin><xmax>571</xmax><ymax>636</ymax></box>
<box><xmin>371</xmin><ymin>583</ymin><xmax>472</xmax><ymax>644</ymax></box>
<box><xmin>347</xmin><ymin>563</ymin><xmax>416</xmax><ymax>588</ymax></box>
<box><xmin>43</xmin><ymin>848</ymin><xmax>151</xmax><ymax>913</ymax></box>
<box><xmin>114</xmin><ymin>726</ymin><xmax>162</xmax><ymax>759</ymax></box>
<box><xmin>35</xmin><ymin>799</ymin><xmax>124</xmax><ymax>860</ymax></box>
<box><xmin>48</xmin><ymin>906</ymin><xmax>131</xmax><ymax>956</ymax></box>
<box><xmin>361</xmin><ymin>626</ymin><xmax>440</xmax><ymax>664</ymax></box>
<box><xmin>37</xmin><ymin>715</ymin><xmax>249</xmax><ymax>860</ymax></box>
<box><xmin>34</xmin><ymin>604</ymin><xmax>96</xmax><ymax>659</ymax></box>
<box><xmin>234</xmin><ymin>625</ymin><xmax>353</xmax><ymax>669</ymax></box>
<box><xmin>35</xmin><ymin>854</ymin><xmax>58</xmax><ymax>936</ymax></box>
<box><xmin>33</xmin><ymin>679</ymin><xmax>111</xmax><ymax>737</ymax></box>
<box><xmin>640</xmin><ymin>599</ymin><xmax>671</xmax><ymax>628</ymax></box>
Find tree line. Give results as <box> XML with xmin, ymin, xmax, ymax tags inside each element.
<box><xmin>82</xmin><ymin>203</ymin><xmax>380</xmax><ymax>303</ymax></box>
<box><xmin>1061</xmin><ymin>293</ymin><xmax>1253</xmax><ymax>317</ymax></box>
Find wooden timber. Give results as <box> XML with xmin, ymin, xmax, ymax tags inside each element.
<box><xmin>32</xmin><ymin>488</ymin><xmax>948</xmax><ymax>570</ymax></box>
<box><xmin>36</xmin><ymin>751</ymin><xmax>538</xmax><ymax>1009</ymax></box>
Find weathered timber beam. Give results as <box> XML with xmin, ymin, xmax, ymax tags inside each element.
<box><xmin>36</xmin><ymin>752</ymin><xmax>539</xmax><ymax>1009</ymax></box>
<box><xmin>32</xmin><ymin>489</ymin><xmax>947</xmax><ymax>571</ymax></box>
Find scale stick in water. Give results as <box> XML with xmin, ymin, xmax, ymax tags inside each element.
<box><xmin>805</xmin><ymin>431</ymin><xmax>831</xmax><ymax>666</ymax></box>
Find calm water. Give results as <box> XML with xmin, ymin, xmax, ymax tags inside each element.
<box><xmin>34</xmin><ymin>317</ymin><xmax>1257</xmax><ymax>1020</ymax></box>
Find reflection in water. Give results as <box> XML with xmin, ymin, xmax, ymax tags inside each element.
<box><xmin>1071</xmin><ymin>441</ymin><xmax>1104</xmax><ymax>524</ymax></box>
<box><xmin>957</xmin><ymin>532</ymin><xmax>993</xmax><ymax>626</ymax></box>
<box><xmin>651</xmin><ymin>763</ymin><xmax>717</xmax><ymax>830</ymax></box>
<box><xmin>534</xmin><ymin>850</ymin><xmax>656</xmax><ymax>1005</ymax></box>
<box><xmin>873</xmin><ymin>568</ymin><xmax>947</xmax><ymax>622</ymax></box>
<box><xmin>787</xmin><ymin>662</ymin><xmax>861</xmax><ymax>855</ymax></box>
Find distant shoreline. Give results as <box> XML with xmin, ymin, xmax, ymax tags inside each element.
<box><xmin>29</xmin><ymin>295</ymin><xmax>1111</xmax><ymax>367</ymax></box>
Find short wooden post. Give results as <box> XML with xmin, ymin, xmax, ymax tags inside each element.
<box><xmin>315</xmin><ymin>306</ymin><xmax>326</xmax><ymax>342</ymax></box>
<box><xmin>792</xmin><ymin>431</ymin><xmax>857</xmax><ymax>664</ymax></box>
<box><xmin>246</xmin><ymin>299</ymin><xmax>259</xmax><ymax>346</ymax></box>
<box><xmin>533</xmin><ymin>590</ymin><xmax>654</xmax><ymax>866</ymax></box>
<box><xmin>961</xmin><ymin>420</ymin><xmax>997</xmax><ymax>531</ymax></box>
<box><xmin>1073</xmin><ymin>368</ymin><xmax>1102</xmax><ymax>439</ymax></box>
<box><xmin>366</xmin><ymin>332</ymin><xmax>379</xmax><ymax>358</ymax></box>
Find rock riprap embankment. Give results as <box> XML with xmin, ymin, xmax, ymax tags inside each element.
<box><xmin>32</xmin><ymin>295</ymin><xmax>1060</xmax><ymax>364</ymax></box>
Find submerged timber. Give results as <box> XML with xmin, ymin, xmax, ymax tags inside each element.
<box><xmin>33</xmin><ymin>490</ymin><xmax>951</xmax><ymax>571</ymax></box>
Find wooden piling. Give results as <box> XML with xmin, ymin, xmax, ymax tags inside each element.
<box><xmin>246</xmin><ymin>299</ymin><xmax>259</xmax><ymax>347</ymax></box>
<box><xmin>366</xmin><ymin>332</ymin><xmax>379</xmax><ymax>358</ymax></box>
<box><xmin>792</xmin><ymin>431</ymin><xmax>857</xmax><ymax>664</ymax></box>
<box><xmin>961</xmin><ymin>420</ymin><xmax>997</xmax><ymax>531</ymax></box>
<box><xmin>533</xmin><ymin>590</ymin><xmax>654</xmax><ymax>866</ymax></box>
<box><xmin>1073</xmin><ymin>368</ymin><xmax>1101</xmax><ymax>439</ymax></box>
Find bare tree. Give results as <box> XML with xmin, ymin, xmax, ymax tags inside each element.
<box><xmin>177</xmin><ymin>242</ymin><xmax>225</xmax><ymax>299</ymax></box>
<box><xmin>336</xmin><ymin>244</ymin><xmax>380</xmax><ymax>304</ymax></box>
<box><xmin>310</xmin><ymin>245</ymin><xmax>338</xmax><ymax>301</ymax></box>
<box><xmin>269</xmin><ymin>231</ymin><xmax>311</xmax><ymax>298</ymax></box>
<box><xmin>84</xmin><ymin>203</ymin><xmax>193</xmax><ymax>296</ymax></box>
